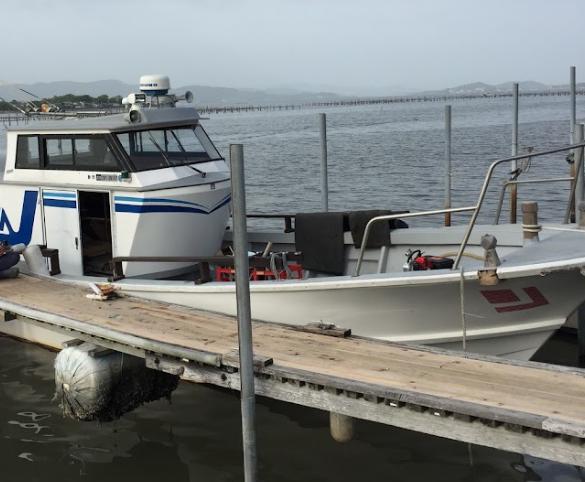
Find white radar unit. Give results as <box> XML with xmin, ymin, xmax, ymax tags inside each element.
<box><xmin>122</xmin><ymin>74</ymin><xmax>194</xmax><ymax>122</ymax></box>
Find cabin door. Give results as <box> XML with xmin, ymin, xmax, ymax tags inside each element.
<box><xmin>78</xmin><ymin>191</ymin><xmax>113</xmax><ymax>276</ymax></box>
<box><xmin>42</xmin><ymin>189</ymin><xmax>83</xmax><ymax>276</ymax></box>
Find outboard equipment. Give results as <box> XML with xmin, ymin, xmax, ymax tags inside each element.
<box><xmin>403</xmin><ymin>249</ymin><xmax>454</xmax><ymax>271</ymax></box>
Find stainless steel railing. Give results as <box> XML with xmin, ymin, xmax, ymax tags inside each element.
<box><xmin>493</xmin><ymin>177</ymin><xmax>574</xmax><ymax>225</ymax></box>
<box><xmin>353</xmin><ymin>141</ymin><xmax>585</xmax><ymax>277</ymax></box>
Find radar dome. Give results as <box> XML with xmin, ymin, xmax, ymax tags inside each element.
<box><xmin>139</xmin><ymin>75</ymin><xmax>170</xmax><ymax>95</ymax></box>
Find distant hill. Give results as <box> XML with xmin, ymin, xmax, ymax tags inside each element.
<box><xmin>0</xmin><ymin>80</ymin><xmax>133</xmax><ymax>100</ymax></box>
<box><xmin>0</xmin><ymin>80</ymin><xmax>342</xmax><ymax>107</ymax></box>
<box><xmin>1</xmin><ymin>78</ymin><xmax>582</xmax><ymax>108</ymax></box>
<box><xmin>417</xmin><ymin>80</ymin><xmax>585</xmax><ymax>97</ymax></box>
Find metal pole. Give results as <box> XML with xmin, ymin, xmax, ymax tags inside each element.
<box><xmin>510</xmin><ymin>82</ymin><xmax>519</xmax><ymax>224</ymax></box>
<box><xmin>575</xmin><ymin>124</ymin><xmax>585</xmax><ymax>224</ymax></box>
<box><xmin>229</xmin><ymin>144</ymin><xmax>257</xmax><ymax>482</ymax></box>
<box><xmin>569</xmin><ymin>66</ymin><xmax>577</xmax><ymax>222</ymax></box>
<box><xmin>318</xmin><ymin>113</ymin><xmax>329</xmax><ymax>211</ymax></box>
<box><xmin>571</xmin><ymin>66</ymin><xmax>577</xmax><ymax>143</ymax></box>
<box><xmin>444</xmin><ymin>105</ymin><xmax>452</xmax><ymax>226</ymax></box>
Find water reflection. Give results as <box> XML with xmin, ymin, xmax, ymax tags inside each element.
<box><xmin>0</xmin><ymin>333</ymin><xmax>583</xmax><ymax>481</ymax></box>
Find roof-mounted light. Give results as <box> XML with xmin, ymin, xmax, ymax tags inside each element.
<box><xmin>121</xmin><ymin>92</ymin><xmax>146</xmax><ymax>106</ymax></box>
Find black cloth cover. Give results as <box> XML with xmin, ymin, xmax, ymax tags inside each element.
<box><xmin>348</xmin><ymin>210</ymin><xmax>392</xmax><ymax>249</ymax></box>
<box><xmin>295</xmin><ymin>212</ymin><xmax>345</xmax><ymax>275</ymax></box>
<box><xmin>348</xmin><ymin>210</ymin><xmax>407</xmax><ymax>248</ymax></box>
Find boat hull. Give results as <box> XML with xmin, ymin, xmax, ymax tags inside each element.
<box><xmin>105</xmin><ymin>268</ymin><xmax>585</xmax><ymax>361</ymax></box>
<box><xmin>3</xmin><ymin>263</ymin><xmax>583</xmax><ymax>361</ymax></box>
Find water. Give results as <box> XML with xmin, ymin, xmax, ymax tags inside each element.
<box><xmin>203</xmin><ymin>95</ymin><xmax>584</xmax><ymax>229</ymax></box>
<box><xmin>0</xmin><ymin>334</ymin><xmax>583</xmax><ymax>481</ymax></box>
<box><xmin>1</xmin><ymin>95</ymin><xmax>585</xmax><ymax>481</ymax></box>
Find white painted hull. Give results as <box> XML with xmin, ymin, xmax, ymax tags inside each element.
<box><xmin>1</xmin><ymin>266</ymin><xmax>581</xmax><ymax>361</ymax></box>
<box><xmin>104</xmin><ymin>266</ymin><xmax>584</xmax><ymax>361</ymax></box>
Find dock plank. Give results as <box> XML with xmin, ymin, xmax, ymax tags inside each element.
<box><xmin>1</xmin><ymin>275</ymin><xmax>585</xmax><ymax>436</ymax></box>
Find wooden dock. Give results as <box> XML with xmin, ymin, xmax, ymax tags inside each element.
<box><xmin>1</xmin><ymin>275</ymin><xmax>585</xmax><ymax>466</ymax></box>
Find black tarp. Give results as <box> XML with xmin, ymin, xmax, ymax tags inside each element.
<box><xmin>295</xmin><ymin>212</ymin><xmax>345</xmax><ymax>275</ymax></box>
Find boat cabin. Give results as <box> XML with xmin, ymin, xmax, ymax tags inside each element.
<box><xmin>0</xmin><ymin>77</ymin><xmax>231</xmax><ymax>278</ymax></box>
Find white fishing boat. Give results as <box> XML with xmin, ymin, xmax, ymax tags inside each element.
<box><xmin>1</xmin><ymin>74</ymin><xmax>585</xmax><ymax>361</ymax></box>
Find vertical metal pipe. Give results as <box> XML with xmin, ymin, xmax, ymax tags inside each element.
<box><xmin>569</xmin><ymin>67</ymin><xmax>578</xmax><ymax>222</ymax></box>
<box><xmin>571</xmin><ymin>66</ymin><xmax>577</xmax><ymax>143</ymax></box>
<box><xmin>318</xmin><ymin>113</ymin><xmax>329</xmax><ymax>211</ymax></box>
<box><xmin>229</xmin><ymin>144</ymin><xmax>257</xmax><ymax>482</ymax></box>
<box><xmin>574</xmin><ymin>124</ymin><xmax>585</xmax><ymax>224</ymax></box>
<box><xmin>510</xmin><ymin>83</ymin><xmax>519</xmax><ymax>224</ymax></box>
<box><xmin>444</xmin><ymin>105</ymin><xmax>452</xmax><ymax>226</ymax></box>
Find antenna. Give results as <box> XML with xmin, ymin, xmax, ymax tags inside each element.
<box><xmin>17</xmin><ymin>88</ymin><xmax>60</xmax><ymax>113</ymax></box>
<box><xmin>0</xmin><ymin>97</ymin><xmax>27</xmax><ymax>114</ymax></box>
<box><xmin>18</xmin><ymin>88</ymin><xmax>41</xmax><ymax>99</ymax></box>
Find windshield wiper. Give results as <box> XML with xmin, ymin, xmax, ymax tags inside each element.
<box><xmin>146</xmin><ymin>132</ymin><xmax>172</xmax><ymax>168</ymax></box>
<box><xmin>169</xmin><ymin>129</ymin><xmax>206</xmax><ymax>177</ymax></box>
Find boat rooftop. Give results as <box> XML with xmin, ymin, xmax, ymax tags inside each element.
<box><xmin>6</xmin><ymin>107</ymin><xmax>200</xmax><ymax>133</ymax></box>
<box><xmin>1</xmin><ymin>274</ymin><xmax>585</xmax><ymax>466</ymax></box>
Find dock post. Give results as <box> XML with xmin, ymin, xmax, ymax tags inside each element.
<box><xmin>570</xmin><ymin>66</ymin><xmax>576</xmax><ymax>143</ymax></box>
<box><xmin>569</xmin><ymin>67</ymin><xmax>577</xmax><ymax>222</ymax></box>
<box><xmin>521</xmin><ymin>202</ymin><xmax>540</xmax><ymax>242</ymax></box>
<box><xmin>229</xmin><ymin>144</ymin><xmax>258</xmax><ymax>482</ymax></box>
<box><xmin>510</xmin><ymin>83</ymin><xmax>519</xmax><ymax>224</ymax></box>
<box><xmin>577</xmin><ymin>202</ymin><xmax>585</xmax><ymax>365</ymax></box>
<box><xmin>318</xmin><ymin>113</ymin><xmax>329</xmax><ymax>212</ymax></box>
<box><xmin>574</xmin><ymin>124</ymin><xmax>585</xmax><ymax>224</ymax></box>
<box><xmin>330</xmin><ymin>412</ymin><xmax>354</xmax><ymax>442</ymax></box>
<box><xmin>444</xmin><ymin>105</ymin><xmax>452</xmax><ymax>226</ymax></box>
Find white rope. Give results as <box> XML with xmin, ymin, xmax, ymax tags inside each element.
<box><xmin>522</xmin><ymin>223</ymin><xmax>542</xmax><ymax>233</ymax></box>
<box><xmin>459</xmin><ymin>267</ymin><xmax>467</xmax><ymax>353</ymax></box>
<box><xmin>542</xmin><ymin>226</ymin><xmax>585</xmax><ymax>233</ymax></box>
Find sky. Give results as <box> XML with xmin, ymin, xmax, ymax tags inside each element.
<box><xmin>2</xmin><ymin>0</ymin><xmax>585</xmax><ymax>94</ymax></box>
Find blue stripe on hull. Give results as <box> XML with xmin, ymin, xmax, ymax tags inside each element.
<box><xmin>43</xmin><ymin>199</ymin><xmax>77</xmax><ymax>209</ymax></box>
<box><xmin>115</xmin><ymin>204</ymin><xmax>207</xmax><ymax>214</ymax></box>
<box><xmin>43</xmin><ymin>192</ymin><xmax>76</xmax><ymax>199</ymax></box>
<box><xmin>114</xmin><ymin>195</ymin><xmax>231</xmax><ymax>214</ymax></box>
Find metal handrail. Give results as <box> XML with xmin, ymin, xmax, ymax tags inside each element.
<box><xmin>493</xmin><ymin>177</ymin><xmax>574</xmax><ymax>225</ymax></box>
<box><xmin>353</xmin><ymin>206</ymin><xmax>476</xmax><ymax>276</ymax></box>
<box><xmin>454</xmin><ymin>142</ymin><xmax>585</xmax><ymax>268</ymax></box>
<box><xmin>352</xmin><ymin>141</ymin><xmax>585</xmax><ymax>276</ymax></box>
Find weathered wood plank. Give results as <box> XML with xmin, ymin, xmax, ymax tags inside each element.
<box><xmin>148</xmin><ymin>355</ymin><xmax>585</xmax><ymax>467</ymax></box>
<box><xmin>1</xmin><ymin>274</ymin><xmax>585</xmax><ymax>451</ymax></box>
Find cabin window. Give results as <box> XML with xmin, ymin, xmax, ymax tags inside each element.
<box><xmin>115</xmin><ymin>126</ymin><xmax>214</xmax><ymax>172</ymax></box>
<box><xmin>73</xmin><ymin>138</ymin><xmax>120</xmax><ymax>170</ymax></box>
<box><xmin>15</xmin><ymin>136</ymin><xmax>41</xmax><ymax>169</ymax></box>
<box><xmin>45</xmin><ymin>138</ymin><xmax>74</xmax><ymax>167</ymax></box>
<box><xmin>42</xmin><ymin>136</ymin><xmax>122</xmax><ymax>171</ymax></box>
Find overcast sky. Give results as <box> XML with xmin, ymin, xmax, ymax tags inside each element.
<box><xmin>3</xmin><ymin>0</ymin><xmax>584</xmax><ymax>94</ymax></box>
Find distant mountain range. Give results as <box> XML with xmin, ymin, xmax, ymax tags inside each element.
<box><xmin>417</xmin><ymin>81</ymin><xmax>585</xmax><ymax>96</ymax></box>
<box><xmin>0</xmin><ymin>80</ymin><xmax>342</xmax><ymax>106</ymax></box>
<box><xmin>0</xmin><ymin>79</ymin><xmax>583</xmax><ymax>106</ymax></box>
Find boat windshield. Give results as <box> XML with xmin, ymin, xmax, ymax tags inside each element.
<box><xmin>115</xmin><ymin>126</ymin><xmax>214</xmax><ymax>171</ymax></box>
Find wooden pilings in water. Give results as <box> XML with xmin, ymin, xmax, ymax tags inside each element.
<box><xmin>196</xmin><ymin>88</ymin><xmax>585</xmax><ymax>115</ymax></box>
<box><xmin>330</xmin><ymin>412</ymin><xmax>354</xmax><ymax>442</ymax></box>
<box><xmin>521</xmin><ymin>202</ymin><xmax>540</xmax><ymax>241</ymax></box>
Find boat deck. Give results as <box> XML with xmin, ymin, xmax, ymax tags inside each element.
<box><xmin>1</xmin><ymin>275</ymin><xmax>585</xmax><ymax>466</ymax></box>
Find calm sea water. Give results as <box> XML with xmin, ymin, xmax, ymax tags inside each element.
<box><xmin>0</xmin><ymin>333</ymin><xmax>583</xmax><ymax>482</ymax></box>
<box><xmin>204</xmin><ymin>95</ymin><xmax>585</xmax><ymax>229</ymax></box>
<box><xmin>1</xmin><ymin>95</ymin><xmax>585</xmax><ymax>481</ymax></box>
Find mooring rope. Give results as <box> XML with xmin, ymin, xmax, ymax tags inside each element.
<box><xmin>459</xmin><ymin>266</ymin><xmax>467</xmax><ymax>353</ymax></box>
